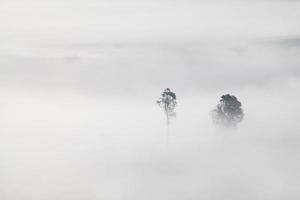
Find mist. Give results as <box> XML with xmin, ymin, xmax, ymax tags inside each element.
<box><xmin>1</xmin><ymin>0</ymin><xmax>300</xmax><ymax>199</ymax></box>
<box><xmin>1</xmin><ymin>81</ymin><xmax>300</xmax><ymax>200</ymax></box>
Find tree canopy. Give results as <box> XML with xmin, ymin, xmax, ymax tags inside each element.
<box><xmin>157</xmin><ymin>88</ymin><xmax>177</xmax><ymax>125</ymax></box>
<box><xmin>212</xmin><ymin>94</ymin><xmax>244</xmax><ymax>127</ymax></box>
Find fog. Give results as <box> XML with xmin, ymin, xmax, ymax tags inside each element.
<box><xmin>1</xmin><ymin>0</ymin><xmax>300</xmax><ymax>199</ymax></box>
<box><xmin>1</xmin><ymin>80</ymin><xmax>300</xmax><ymax>200</ymax></box>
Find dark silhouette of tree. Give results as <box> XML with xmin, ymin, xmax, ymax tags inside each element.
<box><xmin>157</xmin><ymin>88</ymin><xmax>177</xmax><ymax>126</ymax></box>
<box><xmin>212</xmin><ymin>94</ymin><xmax>244</xmax><ymax>127</ymax></box>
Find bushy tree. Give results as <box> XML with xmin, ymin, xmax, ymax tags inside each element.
<box><xmin>212</xmin><ymin>94</ymin><xmax>244</xmax><ymax>127</ymax></box>
<box><xmin>157</xmin><ymin>88</ymin><xmax>177</xmax><ymax>126</ymax></box>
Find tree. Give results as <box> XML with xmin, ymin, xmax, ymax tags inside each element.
<box><xmin>157</xmin><ymin>88</ymin><xmax>177</xmax><ymax>126</ymax></box>
<box><xmin>212</xmin><ymin>94</ymin><xmax>244</xmax><ymax>127</ymax></box>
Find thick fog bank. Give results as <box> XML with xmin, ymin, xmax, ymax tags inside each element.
<box><xmin>0</xmin><ymin>80</ymin><xmax>299</xmax><ymax>200</ymax></box>
<box><xmin>1</xmin><ymin>37</ymin><xmax>299</xmax><ymax>200</ymax></box>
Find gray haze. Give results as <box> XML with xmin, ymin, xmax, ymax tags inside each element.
<box><xmin>1</xmin><ymin>0</ymin><xmax>300</xmax><ymax>200</ymax></box>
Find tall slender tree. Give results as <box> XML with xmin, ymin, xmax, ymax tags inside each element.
<box><xmin>212</xmin><ymin>94</ymin><xmax>244</xmax><ymax>127</ymax></box>
<box><xmin>157</xmin><ymin>88</ymin><xmax>177</xmax><ymax>126</ymax></box>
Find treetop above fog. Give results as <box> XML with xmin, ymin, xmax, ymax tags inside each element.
<box><xmin>212</xmin><ymin>94</ymin><xmax>244</xmax><ymax>127</ymax></box>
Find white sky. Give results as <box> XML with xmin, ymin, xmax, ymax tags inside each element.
<box><xmin>1</xmin><ymin>0</ymin><xmax>300</xmax><ymax>47</ymax></box>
